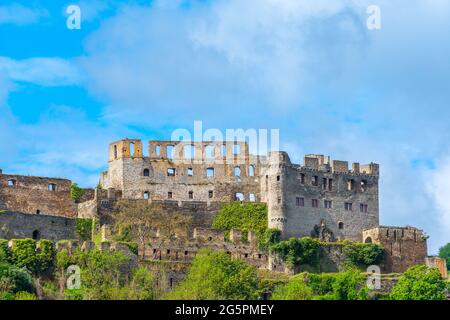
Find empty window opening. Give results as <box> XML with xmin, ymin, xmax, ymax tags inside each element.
<box><xmin>155</xmin><ymin>145</ymin><xmax>161</xmax><ymax>156</ymax></box>
<box><xmin>48</xmin><ymin>183</ymin><xmax>57</xmax><ymax>191</ymax></box>
<box><xmin>168</xmin><ymin>192</ymin><xmax>173</xmax><ymax>199</ymax></box>
<box><xmin>360</xmin><ymin>204</ymin><xmax>368</xmax><ymax>213</ymax></box>
<box><xmin>205</xmin><ymin>145</ymin><xmax>214</xmax><ymax>159</ymax></box>
<box><xmin>361</xmin><ymin>180</ymin><xmax>368</xmax><ymax>192</ymax></box>
<box><xmin>166</xmin><ymin>145</ymin><xmax>174</xmax><ymax>159</ymax></box>
<box><xmin>233</xmin><ymin>144</ymin><xmax>240</xmax><ymax>155</ymax></box>
<box><xmin>167</xmin><ymin>168</ymin><xmax>176</xmax><ymax>176</ymax></box>
<box><xmin>187</xmin><ymin>168</ymin><xmax>193</xmax><ymax>177</ymax></box>
<box><xmin>184</xmin><ymin>144</ymin><xmax>195</xmax><ymax>159</ymax></box>
<box><xmin>206</xmin><ymin>167</ymin><xmax>215</xmax><ymax>178</ymax></box>
<box><xmin>345</xmin><ymin>202</ymin><xmax>353</xmax><ymax>211</ymax></box>
<box><xmin>208</xmin><ymin>190</ymin><xmax>214</xmax><ymax>199</ymax></box>
<box><xmin>130</xmin><ymin>142</ymin><xmax>135</xmax><ymax>157</ymax></box>
<box><xmin>143</xmin><ymin>168</ymin><xmax>150</xmax><ymax>177</ymax></box>
<box><xmin>338</xmin><ymin>222</ymin><xmax>344</xmax><ymax>230</ymax></box>
<box><xmin>143</xmin><ymin>192</ymin><xmax>150</xmax><ymax>200</ymax></box>
<box><xmin>312</xmin><ymin>199</ymin><xmax>319</xmax><ymax>208</ymax></box>
<box><xmin>296</xmin><ymin>197</ymin><xmax>304</xmax><ymax>207</ymax></box>
<box><xmin>277</xmin><ymin>175</ymin><xmax>280</xmax><ymax>181</ymax></box>
<box><xmin>36</xmin><ymin>210</ymin><xmax>40</xmax><ymax>215</ymax></box>
<box><xmin>32</xmin><ymin>230</ymin><xmax>40</xmax><ymax>240</ymax></box>
<box><xmin>365</xmin><ymin>237</ymin><xmax>373</xmax><ymax>244</ymax></box>
<box><xmin>167</xmin><ymin>249</ymin><xmax>170</xmax><ymax>254</ymax></box>
<box><xmin>312</xmin><ymin>176</ymin><xmax>319</xmax><ymax>186</ymax></box>
<box><xmin>235</xmin><ymin>192</ymin><xmax>244</xmax><ymax>201</ymax></box>
<box><xmin>394</xmin><ymin>230</ymin><xmax>397</xmax><ymax>240</ymax></box>
<box><xmin>184</xmin><ymin>250</ymin><xmax>188</xmax><ymax>256</ymax></box>
<box><xmin>328</xmin><ymin>179</ymin><xmax>333</xmax><ymax>191</ymax></box>
<box><xmin>234</xmin><ymin>166</ymin><xmax>241</xmax><ymax>177</ymax></box>
<box><xmin>347</xmin><ymin>179</ymin><xmax>355</xmax><ymax>191</ymax></box>
<box><xmin>188</xmin><ymin>191</ymin><xmax>194</xmax><ymax>199</ymax></box>
<box><xmin>7</xmin><ymin>179</ymin><xmax>16</xmax><ymax>187</ymax></box>
<box><xmin>300</xmin><ymin>173</ymin><xmax>305</xmax><ymax>184</ymax></box>
<box><xmin>322</xmin><ymin>178</ymin><xmax>327</xmax><ymax>189</ymax></box>
<box><xmin>249</xmin><ymin>165</ymin><xmax>255</xmax><ymax>177</ymax></box>
<box><xmin>113</xmin><ymin>145</ymin><xmax>118</xmax><ymax>159</ymax></box>
<box><xmin>324</xmin><ymin>200</ymin><xmax>332</xmax><ymax>209</ymax></box>
<box><xmin>249</xmin><ymin>193</ymin><xmax>256</xmax><ymax>202</ymax></box>
<box><xmin>221</xmin><ymin>144</ymin><xmax>227</xmax><ymax>157</ymax></box>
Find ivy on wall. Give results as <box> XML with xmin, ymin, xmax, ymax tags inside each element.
<box><xmin>70</xmin><ymin>183</ymin><xmax>85</xmax><ymax>203</ymax></box>
<box><xmin>76</xmin><ymin>218</ymin><xmax>93</xmax><ymax>241</ymax></box>
<box><xmin>342</xmin><ymin>241</ymin><xmax>384</xmax><ymax>267</ymax></box>
<box><xmin>270</xmin><ymin>237</ymin><xmax>321</xmax><ymax>267</ymax></box>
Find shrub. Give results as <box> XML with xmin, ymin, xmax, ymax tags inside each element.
<box><xmin>306</xmin><ymin>273</ymin><xmax>336</xmax><ymax>296</ymax></box>
<box><xmin>70</xmin><ymin>183</ymin><xmax>85</xmax><ymax>203</ymax></box>
<box><xmin>271</xmin><ymin>276</ymin><xmax>314</xmax><ymax>300</ymax></box>
<box><xmin>11</xmin><ymin>239</ymin><xmax>38</xmax><ymax>273</ymax></box>
<box><xmin>270</xmin><ymin>237</ymin><xmax>320</xmax><ymax>267</ymax></box>
<box><xmin>166</xmin><ymin>249</ymin><xmax>259</xmax><ymax>300</ymax></box>
<box><xmin>343</xmin><ymin>242</ymin><xmax>384</xmax><ymax>267</ymax></box>
<box><xmin>259</xmin><ymin>229</ymin><xmax>281</xmax><ymax>251</ymax></box>
<box><xmin>390</xmin><ymin>265</ymin><xmax>447</xmax><ymax>300</ymax></box>
<box><xmin>331</xmin><ymin>267</ymin><xmax>368</xmax><ymax>300</ymax></box>
<box><xmin>438</xmin><ymin>243</ymin><xmax>450</xmax><ymax>271</ymax></box>
<box><xmin>36</xmin><ymin>240</ymin><xmax>55</xmax><ymax>274</ymax></box>
<box><xmin>0</xmin><ymin>263</ymin><xmax>33</xmax><ymax>293</ymax></box>
<box><xmin>0</xmin><ymin>239</ymin><xmax>10</xmax><ymax>263</ymax></box>
<box><xmin>76</xmin><ymin>218</ymin><xmax>93</xmax><ymax>241</ymax></box>
<box><xmin>15</xmin><ymin>291</ymin><xmax>37</xmax><ymax>300</ymax></box>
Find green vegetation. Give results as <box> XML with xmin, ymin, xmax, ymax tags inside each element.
<box><xmin>270</xmin><ymin>237</ymin><xmax>321</xmax><ymax>268</ymax></box>
<box><xmin>70</xmin><ymin>183</ymin><xmax>85</xmax><ymax>203</ymax></box>
<box><xmin>212</xmin><ymin>203</ymin><xmax>268</xmax><ymax>241</ymax></box>
<box><xmin>259</xmin><ymin>228</ymin><xmax>282</xmax><ymax>251</ymax></box>
<box><xmin>438</xmin><ymin>243</ymin><xmax>450</xmax><ymax>270</ymax></box>
<box><xmin>76</xmin><ymin>218</ymin><xmax>93</xmax><ymax>241</ymax></box>
<box><xmin>166</xmin><ymin>249</ymin><xmax>260</xmax><ymax>300</ymax></box>
<box><xmin>390</xmin><ymin>265</ymin><xmax>447</xmax><ymax>300</ymax></box>
<box><xmin>342</xmin><ymin>241</ymin><xmax>384</xmax><ymax>268</ymax></box>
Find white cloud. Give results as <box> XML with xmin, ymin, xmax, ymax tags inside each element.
<box><xmin>0</xmin><ymin>57</ymin><xmax>83</xmax><ymax>86</ymax></box>
<box><xmin>0</xmin><ymin>3</ymin><xmax>48</xmax><ymax>25</ymax></box>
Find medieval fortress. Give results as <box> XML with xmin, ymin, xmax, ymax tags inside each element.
<box><xmin>0</xmin><ymin>138</ymin><xmax>445</xmax><ymax>277</ymax></box>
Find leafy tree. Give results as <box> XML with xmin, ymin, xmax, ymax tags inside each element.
<box><xmin>166</xmin><ymin>249</ymin><xmax>259</xmax><ymax>300</ymax></box>
<box><xmin>306</xmin><ymin>273</ymin><xmax>336</xmax><ymax>296</ymax></box>
<box><xmin>70</xmin><ymin>183</ymin><xmax>85</xmax><ymax>203</ymax></box>
<box><xmin>343</xmin><ymin>242</ymin><xmax>384</xmax><ymax>267</ymax></box>
<box><xmin>438</xmin><ymin>243</ymin><xmax>450</xmax><ymax>270</ymax></box>
<box><xmin>76</xmin><ymin>218</ymin><xmax>93</xmax><ymax>241</ymax></box>
<box><xmin>114</xmin><ymin>201</ymin><xmax>191</xmax><ymax>259</ymax></box>
<box><xmin>331</xmin><ymin>267</ymin><xmax>368</xmax><ymax>300</ymax></box>
<box><xmin>0</xmin><ymin>263</ymin><xmax>33</xmax><ymax>294</ymax></box>
<box><xmin>271</xmin><ymin>275</ymin><xmax>314</xmax><ymax>300</ymax></box>
<box><xmin>212</xmin><ymin>203</ymin><xmax>268</xmax><ymax>240</ymax></box>
<box><xmin>259</xmin><ymin>228</ymin><xmax>281</xmax><ymax>251</ymax></box>
<box><xmin>270</xmin><ymin>237</ymin><xmax>320</xmax><ymax>267</ymax></box>
<box><xmin>390</xmin><ymin>265</ymin><xmax>447</xmax><ymax>300</ymax></box>
<box><xmin>11</xmin><ymin>239</ymin><xmax>38</xmax><ymax>273</ymax></box>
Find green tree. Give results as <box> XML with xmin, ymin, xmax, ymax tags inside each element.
<box><xmin>166</xmin><ymin>249</ymin><xmax>259</xmax><ymax>300</ymax></box>
<box><xmin>270</xmin><ymin>237</ymin><xmax>320</xmax><ymax>267</ymax></box>
<box><xmin>271</xmin><ymin>275</ymin><xmax>314</xmax><ymax>300</ymax></box>
<box><xmin>343</xmin><ymin>242</ymin><xmax>384</xmax><ymax>268</ymax></box>
<box><xmin>438</xmin><ymin>243</ymin><xmax>450</xmax><ymax>270</ymax></box>
<box><xmin>390</xmin><ymin>265</ymin><xmax>447</xmax><ymax>300</ymax></box>
<box><xmin>331</xmin><ymin>267</ymin><xmax>368</xmax><ymax>300</ymax></box>
<box><xmin>70</xmin><ymin>183</ymin><xmax>85</xmax><ymax>203</ymax></box>
<box><xmin>0</xmin><ymin>263</ymin><xmax>33</xmax><ymax>294</ymax></box>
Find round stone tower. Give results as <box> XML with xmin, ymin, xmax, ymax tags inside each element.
<box><xmin>266</xmin><ymin>151</ymin><xmax>290</xmax><ymax>239</ymax></box>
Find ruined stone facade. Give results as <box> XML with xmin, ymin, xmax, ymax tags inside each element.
<box><xmin>0</xmin><ymin>172</ymin><xmax>76</xmax><ymax>217</ymax></box>
<box><xmin>100</xmin><ymin>139</ymin><xmax>379</xmax><ymax>242</ymax></box>
<box><xmin>362</xmin><ymin>226</ymin><xmax>428</xmax><ymax>273</ymax></box>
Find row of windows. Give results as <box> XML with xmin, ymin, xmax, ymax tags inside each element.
<box><xmin>6</xmin><ymin>180</ymin><xmax>57</xmax><ymax>191</ymax></box>
<box><xmin>154</xmin><ymin>143</ymin><xmax>243</xmax><ymax>159</ymax></box>
<box><xmin>143</xmin><ymin>165</ymin><xmax>256</xmax><ymax>178</ymax></box>
<box><xmin>143</xmin><ymin>191</ymin><xmax>257</xmax><ymax>202</ymax></box>
<box><xmin>297</xmin><ymin>174</ymin><xmax>368</xmax><ymax>192</ymax></box>
<box><xmin>295</xmin><ymin>197</ymin><xmax>369</xmax><ymax>212</ymax></box>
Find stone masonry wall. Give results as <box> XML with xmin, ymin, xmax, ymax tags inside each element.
<box><xmin>0</xmin><ymin>172</ymin><xmax>77</xmax><ymax>217</ymax></box>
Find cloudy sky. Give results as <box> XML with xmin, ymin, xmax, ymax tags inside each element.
<box><xmin>1</xmin><ymin>0</ymin><xmax>449</xmax><ymax>253</ymax></box>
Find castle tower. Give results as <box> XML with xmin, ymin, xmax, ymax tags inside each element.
<box><xmin>266</xmin><ymin>151</ymin><xmax>290</xmax><ymax>239</ymax></box>
<box><xmin>109</xmin><ymin>139</ymin><xmax>143</xmax><ymax>161</ymax></box>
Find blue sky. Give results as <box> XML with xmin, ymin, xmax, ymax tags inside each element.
<box><xmin>1</xmin><ymin>0</ymin><xmax>450</xmax><ymax>253</ymax></box>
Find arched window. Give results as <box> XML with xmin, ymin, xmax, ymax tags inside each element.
<box><xmin>36</xmin><ymin>210</ymin><xmax>40</xmax><ymax>215</ymax></box>
<box><xmin>130</xmin><ymin>142</ymin><xmax>135</xmax><ymax>157</ymax></box>
<box><xmin>143</xmin><ymin>191</ymin><xmax>150</xmax><ymax>200</ymax></box>
<box><xmin>143</xmin><ymin>169</ymin><xmax>150</xmax><ymax>177</ymax></box>
<box><xmin>32</xmin><ymin>230</ymin><xmax>40</xmax><ymax>240</ymax></box>
<box><xmin>206</xmin><ymin>167</ymin><xmax>215</xmax><ymax>178</ymax></box>
<box><xmin>234</xmin><ymin>166</ymin><xmax>241</xmax><ymax>177</ymax></box>
<box><xmin>48</xmin><ymin>183</ymin><xmax>57</xmax><ymax>191</ymax></box>
<box><xmin>7</xmin><ymin>179</ymin><xmax>16</xmax><ymax>187</ymax></box>
<box><xmin>365</xmin><ymin>237</ymin><xmax>373</xmax><ymax>244</ymax></box>
<box><xmin>235</xmin><ymin>192</ymin><xmax>244</xmax><ymax>201</ymax></box>
<box><xmin>249</xmin><ymin>165</ymin><xmax>255</xmax><ymax>177</ymax></box>
<box><xmin>249</xmin><ymin>193</ymin><xmax>256</xmax><ymax>202</ymax></box>
<box><xmin>167</xmin><ymin>168</ymin><xmax>176</xmax><ymax>176</ymax></box>
<box><xmin>113</xmin><ymin>145</ymin><xmax>118</xmax><ymax>159</ymax></box>
<box><xmin>166</xmin><ymin>145</ymin><xmax>174</xmax><ymax>159</ymax></box>
<box><xmin>155</xmin><ymin>144</ymin><xmax>161</xmax><ymax>156</ymax></box>
<box><xmin>338</xmin><ymin>222</ymin><xmax>344</xmax><ymax>230</ymax></box>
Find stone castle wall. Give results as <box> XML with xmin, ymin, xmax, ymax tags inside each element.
<box><xmin>363</xmin><ymin>226</ymin><xmax>428</xmax><ymax>273</ymax></box>
<box><xmin>0</xmin><ymin>172</ymin><xmax>77</xmax><ymax>217</ymax></box>
<box><xmin>0</xmin><ymin>211</ymin><xmax>77</xmax><ymax>242</ymax></box>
